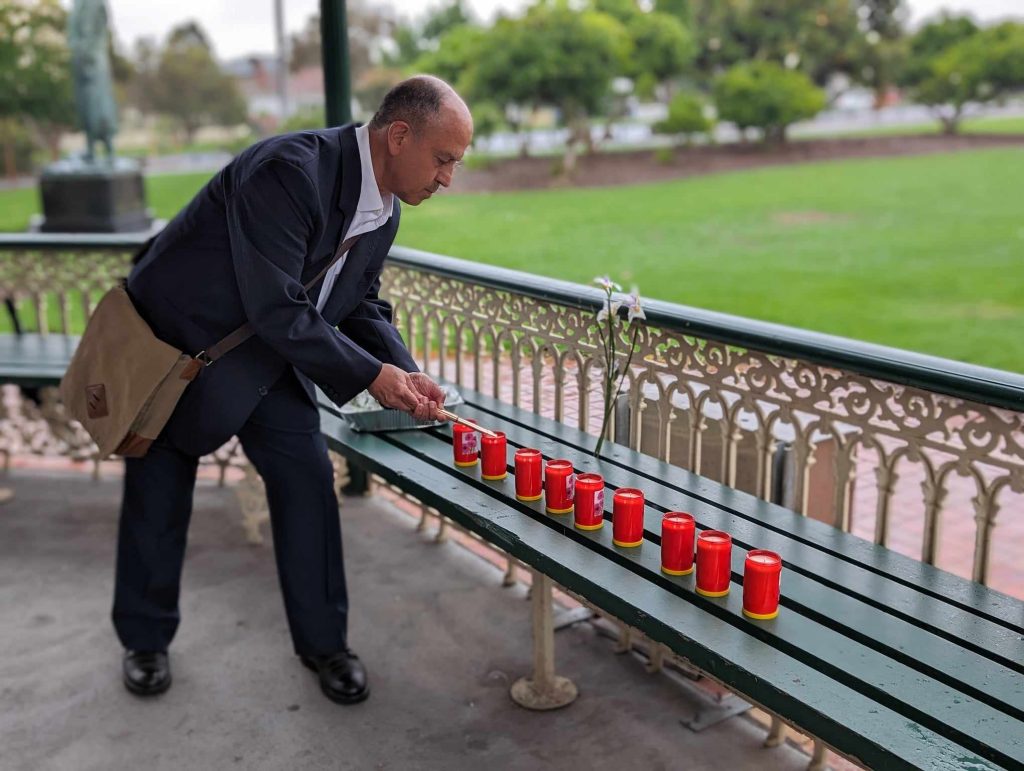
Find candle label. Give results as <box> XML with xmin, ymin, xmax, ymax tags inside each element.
<box><xmin>593</xmin><ymin>488</ymin><xmax>605</xmax><ymax>517</ymax></box>
<box><xmin>461</xmin><ymin>432</ymin><xmax>479</xmax><ymax>455</ymax></box>
<box><xmin>566</xmin><ymin>473</ymin><xmax>576</xmax><ymax>500</ymax></box>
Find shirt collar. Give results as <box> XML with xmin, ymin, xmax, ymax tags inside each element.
<box><xmin>354</xmin><ymin>123</ymin><xmax>392</xmax><ymax>216</ymax></box>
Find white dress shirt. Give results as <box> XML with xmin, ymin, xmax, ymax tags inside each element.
<box><xmin>315</xmin><ymin>124</ymin><xmax>394</xmax><ymax>312</ymax></box>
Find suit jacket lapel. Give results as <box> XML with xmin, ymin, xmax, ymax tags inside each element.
<box><xmin>336</xmin><ymin>125</ymin><xmax>361</xmax><ymax>242</ymax></box>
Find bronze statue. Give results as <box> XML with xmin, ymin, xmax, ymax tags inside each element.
<box><xmin>68</xmin><ymin>0</ymin><xmax>119</xmax><ymax>162</ymax></box>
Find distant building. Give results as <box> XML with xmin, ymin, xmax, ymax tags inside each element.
<box><xmin>223</xmin><ymin>54</ymin><xmax>325</xmax><ymax>129</ymax></box>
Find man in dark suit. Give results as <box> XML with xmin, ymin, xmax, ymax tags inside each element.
<box><xmin>115</xmin><ymin>76</ymin><xmax>473</xmax><ymax>705</ymax></box>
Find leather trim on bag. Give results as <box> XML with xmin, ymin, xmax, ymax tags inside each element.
<box><xmin>180</xmin><ymin>358</ymin><xmax>202</xmax><ymax>381</ymax></box>
<box><xmin>114</xmin><ymin>432</ymin><xmax>153</xmax><ymax>458</ymax></box>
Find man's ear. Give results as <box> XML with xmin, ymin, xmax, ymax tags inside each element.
<box><xmin>387</xmin><ymin>121</ymin><xmax>412</xmax><ymax>156</ymax></box>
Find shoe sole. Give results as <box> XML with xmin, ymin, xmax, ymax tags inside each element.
<box><xmin>123</xmin><ymin>673</ymin><xmax>172</xmax><ymax>697</ymax></box>
<box><xmin>300</xmin><ymin>656</ymin><xmax>370</xmax><ymax>705</ymax></box>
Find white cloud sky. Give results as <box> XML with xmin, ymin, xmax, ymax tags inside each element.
<box><xmin>89</xmin><ymin>0</ymin><xmax>1024</xmax><ymax>61</ymax></box>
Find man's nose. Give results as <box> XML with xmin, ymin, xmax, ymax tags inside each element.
<box><xmin>436</xmin><ymin>168</ymin><xmax>453</xmax><ymax>188</ymax></box>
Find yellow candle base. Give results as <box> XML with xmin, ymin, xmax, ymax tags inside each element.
<box><xmin>454</xmin><ymin>459</ymin><xmax>479</xmax><ymax>467</ymax></box>
<box><xmin>696</xmin><ymin>587</ymin><xmax>730</xmax><ymax>598</ymax></box>
<box><xmin>613</xmin><ymin>538</ymin><xmax>643</xmax><ymax>548</ymax></box>
<box><xmin>575</xmin><ymin>521</ymin><xmax>604</xmax><ymax>531</ymax></box>
<box><xmin>661</xmin><ymin>566</ymin><xmax>694</xmax><ymax>576</ymax></box>
<box><xmin>743</xmin><ymin>608</ymin><xmax>779</xmax><ymax>620</ymax></box>
<box><xmin>546</xmin><ymin>506</ymin><xmax>573</xmax><ymax>515</ymax></box>
<box><xmin>482</xmin><ymin>472</ymin><xmax>508</xmax><ymax>481</ymax></box>
<box><xmin>516</xmin><ymin>493</ymin><xmax>542</xmax><ymax>502</ymax></box>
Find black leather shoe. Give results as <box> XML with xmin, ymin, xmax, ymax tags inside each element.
<box><xmin>300</xmin><ymin>648</ymin><xmax>369</xmax><ymax>705</ymax></box>
<box><xmin>122</xmin><ymin>650</ymin><xmax>171</xmax><ymax>697</ymax></box>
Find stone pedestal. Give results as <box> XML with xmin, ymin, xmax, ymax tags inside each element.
<box><xmin>38</xmin><ymin>157</ymin><xmax>152</xmax><ymax>233</ymax></box>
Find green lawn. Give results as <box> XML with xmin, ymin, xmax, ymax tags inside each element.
<box><xmin>397</xmin><ymin>147</ymin><xmax>1024</xmax><ymax>371</ymax></box>
<box><xmin>0</xmin><ymin>172</ymin><xmax>215</xmax><ymax>232</ymax></box>
<box><xmin>2</xmin><ymin>147</ymin><xmax>1021</xmax><ymax>371</ymax></box>
<box><xmin>801</xmin><ymin>113</ymin><xmax>1024</xmax><ymax>139</ymax></box>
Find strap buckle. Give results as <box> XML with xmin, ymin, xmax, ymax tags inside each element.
<box><xmin>194</xmin><ymin>350</ymin><xmax>213</xmax><ymax>367</ymax></box>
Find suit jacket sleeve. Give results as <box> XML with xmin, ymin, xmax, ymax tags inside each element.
<box><xmin>226</xmin><ymin>158</ymin><xmax>383</xmax><ymax>402</ymax></box>
<box><xmin>335</xmin><ymin>274</ymin><xmax>419</xmax><ymax>373</ymax></box>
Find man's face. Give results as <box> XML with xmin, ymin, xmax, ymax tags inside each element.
<box><xmin>387</xmin><ymin>110</ymin><xmax>473</xmax><ymax>206</ymax></box>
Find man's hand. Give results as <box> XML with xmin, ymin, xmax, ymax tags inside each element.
<box><xmin>368</xmin><ymin>364</ymin><xmax>428</xmax><ymax>418</ymax></box>
<box><xmin>409</xmin><ymin>373</ymin><xmax>446</xmax><ymax>421</ymax></box>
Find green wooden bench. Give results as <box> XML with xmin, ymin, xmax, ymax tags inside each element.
<box><xmin>319</xmin><ymin>384</ymin><xmax>1024</xmax><ymax>771</ymax></box>
<box><xmin>3</xmin><ymin>333</ymin><xmax>1022</xmax><ymax>769</ymax></box>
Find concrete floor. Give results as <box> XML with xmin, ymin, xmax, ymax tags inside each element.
<box><xmin>0</xmin><ymin>469</ymin><xmax>811</xmax><ymax>771</ymax></box>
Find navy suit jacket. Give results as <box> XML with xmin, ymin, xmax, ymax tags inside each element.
<box><xmin>127</xmin><ymin>124</ymin><xmax>417</xmax><ymax>457</ymax></box>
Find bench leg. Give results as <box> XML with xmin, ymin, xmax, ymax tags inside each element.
<box><xmin>510</xmin><ymin>569</ymin><xmax>578</xmax><ymax>711</ymax></box>
<box><xmin>236</xmin><ymin>463</ymin><xmax>269</xmax><ymax>546</ymax></box>
<box><xmin>764</xmin><ymin>714</ymin><xmax>787</xmax><ymax>747</ymax></box>
<box><xmin>645</xmin><ymin>642</ymin><xmax>665</xmax><ymax>673</ymax></box>
<box><xmin>807</xmin><ymin>739</ymin><xmax>829</xmax><ymax>771</ymax></box>
<box><xmin>416</xmin><ymin>504</ymin><xmax>430</xmax><ymax>532</ymax></box>
<box><xmin>502</xmin><ymin>554</ymin><xmax>517</xmax><ymax>587</ymax></box>
<box><xmin>434</xmin><ymin>513</ymin><xmax>449</xmax><ymax>543</ymax></box>
<box><xmin>613</xmin><ymin>620</ymin><xmax>633</xmax><ymax>654</ymax></box>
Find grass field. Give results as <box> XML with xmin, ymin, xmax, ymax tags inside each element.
<box><xmin>0</xmin><ymin>172</ymin><xmax>213</xmax><ymax>232</ymax></box>
<box><xmin>2</xmin><ymin>146</ymin><xmax>1021</xmax><ymax>371</ymax></box>
<box><xmin>799</xmin><ymin>113</ymin><xmax>1024</xmax><ymax>139</ymax></box>
<box><xmin>398</xmin><ymin>147</ymin><xmax>1024</xmax><ymax>371</ymax></box>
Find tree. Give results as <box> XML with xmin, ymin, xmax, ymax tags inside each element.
<box><xmin>713</xmin><ymin>61</ymin><xmax>825</xmax><ymax>143</ymax></box>
<box><xmin>911</xmin><ymin>22</ymin><xmax>1024</xmax><ymax>134</ymax></box>
<box><xmin>413</xmin><ymin>24</ymin><xmax>487</xmax><ymax>92</ymax></box>
<box><xmin>289</xmin><ymin>0</ymin><xmax>396</xmax><ymax>84</ymax></box>
<box><xmin>469</xmin><ymin>101</ymin><xmax>506</xmax><ymax>145</ymax></box>
<box><xmin>469</xmin><ymin>4</ymin><xmax>631</xmax><ymax>171</ymax></box>
<box><xmin>899</xmin><ymin>12</ymin><xmax>978</xmax><ymax>88</ymax></box>
<box><xmin>148</xmin><ymin>21</ymin><xmax>247</xmax><ymax>144</ymax></box>
<box><xmin>658</xmin><ymin>0</ymin><xmax>909</xmax><ymax>97</ymax></box>
<box><xmin>422</xmin><ymin>0</ymin><xmax>474</xmax><ymax>42</ymax></box>
<box><xmin>654</xmin><ymin>91</ymin><xmax>712</xmax><ymax>145</ymax></box>
<box><xmin>0</xmin><ymin>0</ymin><xmax>76</xmax><ymax>174</ymax></box>
<box><xmin>626</xmin><ymin>11</ymin><xmax>695</xmax><ymax>100</ymax></box>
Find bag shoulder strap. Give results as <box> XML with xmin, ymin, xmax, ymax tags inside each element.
<box><xmin>198</xmin><ymin>233</ymin><xmax>363</xmax><ymax>365</ymax></box>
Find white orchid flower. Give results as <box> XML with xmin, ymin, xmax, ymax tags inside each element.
<box><xmin>625</xmin><ymin>287</ymin><xmax>646</xmax><ymax>321</ymax></box>
<box><xmin>596</xmin><ymin>298</ymin><xmax>622</xmax><ymax>323</ymax></box>
<box><xmin>594</xmin><ymin>276</ymin><xmax>622</xmax><ymax>292</ymax></box>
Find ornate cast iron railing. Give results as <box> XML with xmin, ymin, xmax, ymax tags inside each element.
<box><xmin>0</xmin><ymin>234</ymin><xmax>1020</xmax><ymax>594</ymax></box>
<box><xmin>384</xmin><ymin>246</ymin><xmax>1024</xmax><ymax>595</ymax></box>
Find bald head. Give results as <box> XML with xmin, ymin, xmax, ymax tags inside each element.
<box><xmin>368</xmin><ymin>74</ymin><xmax>473</xmax><ymax>207</ymax></box>
<box><xmin>369</xmin><ymin>75</ymin><xmax>471</xmax><ymax>134</ymax></box>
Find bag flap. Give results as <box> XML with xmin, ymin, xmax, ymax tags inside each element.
<box><xmin>60</xmin><ymin>286</ymin><xmax>188</xmax><ymax>456</ymax></box>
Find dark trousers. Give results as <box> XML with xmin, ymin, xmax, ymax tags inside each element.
<box><xmin>112</xmin><ymin>369</ymin><xmax>348</xmax><ymax>656</ymax></box>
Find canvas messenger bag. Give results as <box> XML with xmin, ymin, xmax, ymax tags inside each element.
<box><xmin>59</xmin><ymin>234</ymin><xmax>362</xmax><ymax>459</ymax></box>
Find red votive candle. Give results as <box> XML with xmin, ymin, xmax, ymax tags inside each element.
<box><xmin>452</xmin><ymin>421</ymin><xmax>479</xmax><ymax>467</ymax></box>
<box><xmin>545</xmin><ymin>459</ymin><xmax>575</xmax><ymax>514</ymax></box>
<box><xmin>612</xmin><ymin>488</ymin><xmax>645</xmax><ymax>547</ymax></box>
<box><xmin>743</xmin><ymin>550</ymin><xmax>782</xmax><ymax>620</ymax></box>
<box><xmin>574</xmin><ymin>473</ymin><xmax>605</xmax><ymax>531</ymax></box>
<box><xmin>696</xmin><ymin>530</ymin><xmax>732</xmax><ymax>597</ymax></box>
<box><xmin>661</xmin><ymin>512</ymin><xmax>695</xmax><ymax>576</ymax></box>
<box><xmin>480</xmin><ymin>431</ymin><xmax>508</xmax><ymax>480</ymax></box>
<box><xmin>514</xmin><ymin>449</ymin><xmax>543</xmax><ymax>501</ymax></box>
